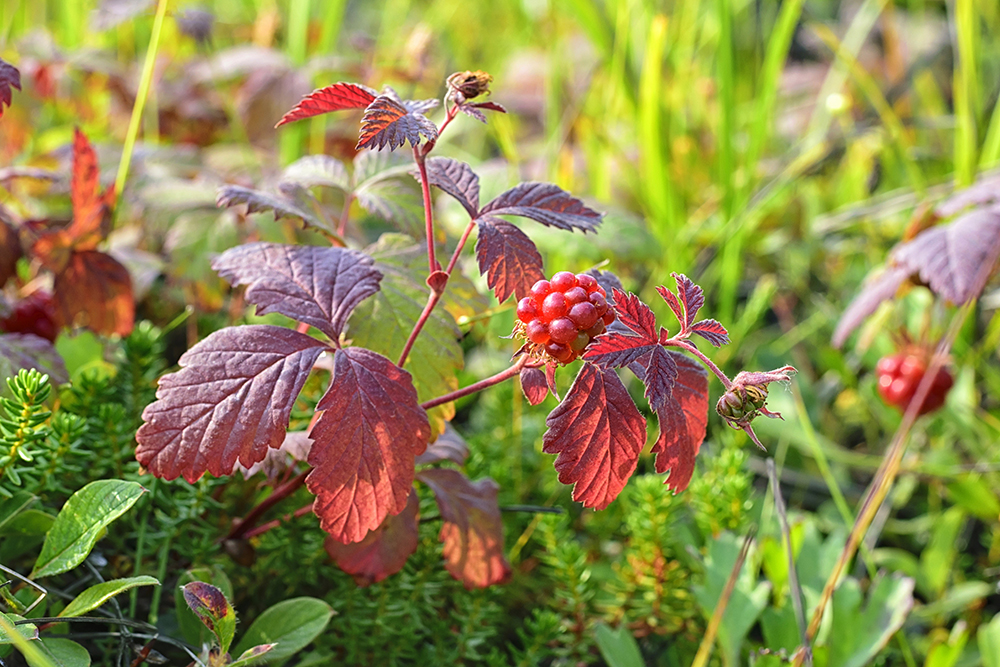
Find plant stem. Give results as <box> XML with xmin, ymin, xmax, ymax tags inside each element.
<box><xmin>225</xmin><ymin>469</ymin><xmax>309</xmax><ymax>541</ymax></box>
<box><xmin>666</xmin><ymin>339</ymin><xmax>733</xmax><ymax>389</ymax></box>
<box><xmin>421</xmin><ymin>356</ymin><xmax>530</xmax><ymax>411</ymax></box>
<box><xmin>398</xmin><ymin>290</ymin><xmax>442</xmax><ymax>368</ymax></box>
<box><xmin>446</xmin><ymin>220</ymin><xmax>477</xmax><ymax>275</ymax></box>
<box><xmin>414</xmin><ymin>148</ymin><xmax>438</xmax><ymax>274</ymax></box>
<box><xmin>242</xmin><ymin>503</ymin><xmax>314</xmax><ymax>539</ymax></box>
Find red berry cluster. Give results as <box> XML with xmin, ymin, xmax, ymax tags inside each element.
<box><xmin>876</xmin><ymin>351</ymin><xmax>953</xmax><ymax>415</ymax></box>
<box><xmin>0</xmin><ymin>291</ymin><xmax>59</xmax><ymax>343</ymax></box>
<box><xmin>516</xmin><ymin>271</ymin><xmax>616</xmax><ymax>364</ymax></box>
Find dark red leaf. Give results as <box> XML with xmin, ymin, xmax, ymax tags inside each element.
<box><xmin>475</xmin><ymin>217</ymin><xmax>545</xmax><ymax>303</ymax></box>
<box><xmin>542</xmin><ymin>365</ymin><xmax>646</xmax><ymax>510</ymax></box>
<box><xmin>415</xmin><ymin>424</ymin><xmax>469</xmax><ymax>466</ymax></box>
<box><xmin>0</xmin><ymin>58</ymin><xmax>21</xmax><ymax>118</ymax></box>
<box><xmin>212</xmin><ymin>243</ymin><xmax>382</xmax><ymax>341</ymax></box>
<box><xmin>136</xmin><ymin>325</ymin><xmax>328</xmax><ymax>482</ymax></box>
<box><xmin>357</xmin><ymin>95</ymin><xmax>438</xmax><ymax>151</ymax></box>
<box><xmin>325</xmin><ymin>489</ymin><xmax>419</xmax><ymax>585</ymax></box>
<box><xmin>672</xmin><ymin>273</ymin><xmax>704</xmax><ymax>329</ymax></box>
<box><xmin>456</xmin><ymin>101</ymin><xmax>506</xmax><ymax>124</ymax></box>
<box><xmin>419</xmin><ymin>157</ymin><xmax>480</xmax><ymax>217</ymax></box>
<box><xmin>417</xmin><ymin>468</ymin><xmax>511</xmax><ymax>589</ymax></box>
<box><xmin>690</xmin><ymin>319</ymin><xmax>730</xmax><ymax>347</ymax></box>
<box><xmin>582</xmin><ymin>332</ymin><xmax>659</xmax><ymax>369</ymax></box>
<box><xmin>642</xmin><ymin>346</ymin><xmax>678</xmax><ymax>413</ymax></box>
<box><xmin>307</xmin><ymin>347</ymin><xmax>430</xmax><ymax>544</ymax></box>
<box><xmin>67</xmin><ymin>128</ymin><xmax>113</xmax><ymax>251</ymax></box>
<box><xmin>275</xmin><ymin>82</ymin><xmax>377</xmax><ymax>127</ymax></box>
<box><xmin>180</xmin><ymin>582</ymin><xmax>231</xmax><ymax>631</ymax></box>
<box><xmin>53</xmin><ymin>251</ymin><xmax>134</xmax><ymax>336</ymax></box>
<box><xmin>609</xmin><ymin>288</ymin><xmax>658</xmax><ymax>340</ymax></box>
<box><xmin>832</xmin><ymin>266</ymin><xmax>909</xmax><ymax>348</ymax></box>
<box><xmin>520</xmin><ymin>366</ymin><xmax>549</xmax><ymax>406</ymax></box>
<box><xmin>545</xmin><ymin>362</ymin><xmax>559</xmax><ymax>400</ymax></box>
<box><xmin>636</xmin><ymin>352</ymin><xmax>708</xmax><ymax>492</ymax></box>
<box><xmin>0</xmin><ymin>333</ymin><xmax>69</xmax><ymax>386</ymax></box>
<box><xmin>480</xmin><ymin>182</ymin><xmax>603</xmax><ymax>233</ymax></box>
<box><xmin>586</xmin><ymin>269</ymin><xmax>625</xmax><ymax>301</ymax></box>
<box><xmin>655</xmin><ymin>285</ymin><xmax>684</xmax><ymax>326</ymax></box>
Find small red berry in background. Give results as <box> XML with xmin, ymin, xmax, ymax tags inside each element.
<box><xmin>0</xmin><ymin>291</ymin><xmax>60</xmax><ymax>343</ymax></box>
<box><xmin>876</xmin><ymin>349</ymin><xmax>953</xmax><ymax>415</ymax></box>
<box><xmin>516</xmin><ymin>273</ymin><xmax>614</xmax><ymax>364</ymax></box>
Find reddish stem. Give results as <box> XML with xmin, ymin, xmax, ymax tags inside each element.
<box><xmin>242</xmin><ymin>503</ymin><xmax>314</xmax><ymax>540</ymax></box>
<box><xmin>398</xmin><ymin>289</ymin><xmax>443</xmax><ymax>368</ymax></box>
<box><xmin>413</xmin><ymin>148</ymin><xmax>438</xmax><ymax>274</ymax></box>
<box><xmin>422</xmin><ymin>356</ymin><xmax>530</xmax><ymax>410</ymax></box>
<box><xmin>665</xmin><ymin>338</ymin><xmax>733</xmax><ymax>390</ymax></box>
<box><xmin>446</xmin><ymin>220</ymin><xmax>477</xmax><ymax>275</ymax></box>
<box><xmin>337</xmin><ymin>193</ymin><xmax>354</xmax><ymax>238</ymax></box>
<box><xmin>225</xmin><ymin>469</ymin><xmax>309</xmax><ymax>541</ymax></box>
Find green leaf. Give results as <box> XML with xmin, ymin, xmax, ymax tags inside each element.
<box><xmin>946</xmin><ymin>476</ymin><xmax>1000</xmax><ymax>521</ymax></box>
<box><xmin>979</xmin><ymin>613</ymin><xmax>1000</xmax><ymax>667</ymax></box>
<box><xmin>594</xmin><ymin>623</ymin><xmax>643</xmax><ymax>667</ymax></box>
<box><xmin>0</xmin><ymin>510</ymin><xmax>55</xmax><ymax>537</ymax></box>
<box><xmin>0</xmin><ymin>612</ymin><xmax>37</xmax><ymax>644</ymax></box>
<box><xmin>27</xmin><ymin>638</ymin><xmax>91</xmax><ymax>667</ymax></box>
<box><xmin>181</xmin><ymin>582</ymin><xmax>237</xmax><ymax>655</ymax></box>
<box><xmin>924</xmin><ymin>623</ymin><xmax>968</xmax><ymax>667</ymax></box>
<box><xmin>31</xmin><ymin>480</ymin><xmax>145</xmax><ymax>578</ymax></box>
<box><xmin>825</xmin><ymin>572</ymin><xmax>914</xmax><ymax>667</ymax></box>
<box><xmin>918</xmin><ymin>507</ymin><xmax>965</xmax><ymax>599</ymax></box>
<box><xmin>0</xmin><ymin>492</ymin><xmax>37</xmax><ymax>533</ymax></box>
<box><xmin>58</xmin><ymin>576</ymin><xmax>160</xmax><ymax>618</ymax></box>
<box><xmin>175</xmin><ymin>566</ymin><xmax>234</xmax><ymax>648</ymax></box>
<box><xmin>233</xmin><ymin>597</ymin><xmax>334</xmax><ymax>663</ymax></box>
<box><xmin>229</xmin><ymin>643</ymin><xmax>278</xmax><ymax>667</ymax></box>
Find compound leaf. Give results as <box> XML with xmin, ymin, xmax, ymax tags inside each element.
<box><xmin>417</xmin><ymin>468</ymin><xmax>511</xmax><ymax>589</ymax></box>
<box><xmin>691</xmin><ymin>319</ymin><xmax>730</xmax><ymax>347</ymax></box>
<box><xmin>658</xmin><ymin>273</ymin><xmax>703</xmax><ymax>330</ymax></box>
<box><xmin>212</xmin><ymin>242</ymin><xmax>382</xmax><ymax>341</ymax></box>
<box><xmin>641</xmin><ymin>346</ymin><xmax>679</xmax><ymax>413</ymax></box>
<box><xmin>420</xmin><ymin>157</ymin><xmax>480</xmax><ymax>217</ymax></box>
<box><xmin>53</xmin><ymin>250</ymin><xmax>134</xmax><ymax>337</ymax></box>
<box><xmin>324</xmin><ymin>489</ymin><xmax>419</xmax><ymax>585</ymax></box>
<box><xmin>357</xmin><ymin>95</ymin><xmax>438</xmax><ymax>151</ymax></box>
<box><xmin>136</xmin><ymin>325</ymin><xmax>328</xmax><ymax>482</ymax></box>
<box><xmin>582</xmin><ymin>332</ymin><xmax>660</xmax><ymax>369</ymax></box>
<box><xmin>307</xmin><ymin>347</ymin><xmax>430</xmax><ymax>544</ymax></box>
<box><xmin>0</xmin><ymin>58</ymin><xmax>20</xmax><ymax>118</ymax></box>
<box><xmin>480</xmin><ymin>182</ymin><xmax>603</xmax><ymax>233</ymax></box>
<box><xmin>276</xmin><ymin>82</ymin><xmax>377</xmax><ymax>127</ymax></box>
<box><xmin>475</xmin><ymin>217</ymin><xmax>545</xmax><ymax>303</ymax></box>
<box><xmin>542</xmin><ymin>365</ymin><xmax>646</xmax><ymax>510</ymax></box>
<box><xmin>610</xmin><ymin>289</ymin><xmax>658</xmax><ymax>339</ymax></box>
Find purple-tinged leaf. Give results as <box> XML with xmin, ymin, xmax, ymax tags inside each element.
<box><xmin>690</xmin><ymin>319</ymin><xmax>730</xmax><ymax>347</ymax></box>
<box><xmin>212</xmin><ymin>243</ymin><xmax>382</xmax><ymax>341</ymax></box>
<box><xmin>935</xmin><ymin>174</ymin><xmax>1000</xmax><ymax>218</ymax></box>
<box><xmin>281</xmin><ymin>155</ymin><xmax>350</xmax><ymax>192</ymax></box>
<box><xmin>456</xmin><ymin>101</ymin><xmax>506</xmax><ymax>123</ymax></box>
<box><xmin>655</xmin><ymin>285</ymin><xmax>684</xmax><ymax>326</ymax></box>
<box><xmin>480</xmin><ymin>182</ymin><xmax>603</xmax><ymax>233</ymax></box>
<box><xmin>632</xmin><ymin>352</ymin><xmax>708</xmax><ymax>492</ymax></box>
<box><xmin>380</xmin><ymin>86</ymin><xmax>440</xmax><ymax>115</ymax></box>
<box><xmin>475</xmin><ymin>217</ymin><xmax>545</xmax><ymax>303</ymax></box>
<box><xmin>582</xmin><ymin>332</ymin><xmax>660</xmax><ymax>369</ymax></box>
<box><xmin>832</xmin><ymin>266</ymin><xmax>909</xmax><ymax>348</ymax></box>
<box><xmin>610</xmin><ymin>288</ymin><xmax>658</xmax><ymax>339</ymax></box>
<box><xmin>175</xmin><ymin>8</ymin><xmax>214</xmax><ymax>44</ymax></box>
<box><xmin>417</xmin><ymin>468</ymin><xmax>511</xmax><ymax>589</ymax></box>
<box><xmin>0</xmin><ymin>58</ymin><xmax>20</xmax><ymax>118</ymax></box>
<box><xmin>180</xmin><ymin>581</ymin><xmax>236</xmax><ymax>654</ymax></box>
<box><xmin>672</xmin><ymin>273</ymin><xmax>704</xmax><ymax>329</ymax></box>
<box><xmin>275</xmin><ymin>82</ymin><xmax>378</xmax><ymax>127</ymax></box>
<box><xmin>325</xmin><ymin>490</ymin><xmax>419</xmax><ymax>585</ymax></box>
<box><xmin>419</xmin><ymin>157</ymin><xmax>480</xmax><ymax>217</ymax></box>
<box><xmin>642</xmin><ymin>346</ymin><xmax>678</xmax><ymax>413</ymax></box>
<box><xmin>307</xmin><ymin>347</ymin><xmax>430</xmax><ymax>544</ymax></box>
<box><xmin>136</xmin><ymin>325</ymin><xmax>328</xmax><ymax>483</ymax></box>
<box><xmin>520</xmin><ymin>366</ymin><xmax>549</xmax><ymax>406</ymax></box>
<box><xmin>415</xmin><ymin>424</ymin><xmax>469</xmax><ymax>466</ymax></box>
<box><xmin>542</xmin><ymin>365</ymin><xmax>646</xmax><ymax>510</ymax></box>
<box><xmin>0</xmin><ymin>333</ymin><xmax>69</xmax><ymax>386</ymax></box>
<box><xmin>216</xmin><ymin>184</ymin><xmax>329</xmax><ymax>232</ymax></box>
<box><xmin>357</xmin><ymin>95</ymin><xmax>438</xmax><ymax>151</ymax></box>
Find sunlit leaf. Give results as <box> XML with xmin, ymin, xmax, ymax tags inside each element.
<box><xmin>276</xmin><ymin>82</ymin><xmax>378</xmax><ymax>127</ymax></box>
<box><xmin>212</xmin><ymin>242</ymin><xmax>382</xmax><ymax>341</ymax></box>
<box><xmin>325</xmin><ymin>490</ymin><xmax>419</xmax><ymax>584</ymax></box>
<box><xmin>307</xmin><ymin>347</ymin><xmax>430</xmax><ymax>544</ymax></box>
<box><xmin>475</xmin><ymin>217</ymin><xmax>545</xmax><ymax>303</ymax></box>
<box><xmin>480</xmin><ymin>182</ymin><xmax>603</xmax><ymax>233</ymax></box>
<box><xmin>68</xmin><ymin>127</ymin><xmax>112</xmax><ymax>251</ymax></box>
<box><xmin>690</xmin><ymin>319</ymin><xmax>730</xmax><ymax>347</ymax></box>
<box><xmin>136</xmin><ymin>325</ymin><xmax>329</xmax><ymax>482</ymax></box>
<box><xmin>610</xmin><ymin>289</ymin><xmax>658</xmax><ymax>339</ymax></box>
<box><xmin>59</xmin><ymin>576</ymin><xmax>159</xmax><ymax>618</ymax></box>
<box><xmin>417</xmin><ymin>468</ymin><xmax>511</xmax><ymax>589</ymax></box>
<box><xmin>357</xmin><ymin>95</ymin><xmax>438</xmax><ymax>151</ymax></box>
<box><xmin>519</xmin><ymin>366</ymin><xmax>549</xmax><ymax>406</ymax></box>
<box><xmin>0</xmin><ymin>58</ymin><xmax>21</xmax><ymax>118</ymax></box>
<box><xmin>542</xmin><ymin>365</ymin><xmax>646</xmax><ymax>509</ymax></box>
<box><xmin>420</xmin><ymin>157</ymin><xmax>480</xmax><ymax>217</ymax></box>
<box><xmin>53</xmin><ymin>251</ymin><xmax>134</xmax><ymax>336</ymax></box>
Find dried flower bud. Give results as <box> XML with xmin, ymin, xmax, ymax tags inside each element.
<box><xmin>716</xmin><ymin>366</ymin><xmax>797</xmax><ymax>450</ymax></box>
<box><xmin>446</xmin><ymin>70</ymin><xmax>493</xmax><ymax>103</ymax></box>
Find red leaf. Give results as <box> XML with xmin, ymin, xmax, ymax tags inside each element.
<box><xmin>642</xmin><ymin>346</ymin><xmax>678</xmax><ymax>413</ymax></box>
<box><xmin>275</xmin><ymin>82</ymin><xmax>377</xmax><ymax>127</ymax></box>
<box><xmin>212</xmin><ymin>243</ymin><xmax>382</xmax><ymax>341</ymax></box>
<box><xmin>357</xmin><ymin>95</ymin><xmax>438</xmax><ymax>151</ymax></box>
<box><xmin>136</xmin><ymin>325</ymin><xmax>328</xmax><ymax>482</ymax></box>
<box><xmin>655</xmin><ymin>285</ymin><xmax>684</xmax><ymax>326</ymax></box>
<box><xmin>0</xmin><ymin>58</ymin><xmax>20</xmax><ymax>118</ymax></box>
<box><xmin>647</xmin><ymin>352</ymin><xmax>708</xmax><ymax>492</ymax></box>
<box><xmin>68</xmin><ymin>128</ymin><xmax>113</xmax><ymax>250</ymax></box>
<box><xmin>475</xmin><ymin>217</ymin><xmax>545</xmax><ymax>303</ymax></box>
<box><xmin>325</xmin><ymin>489</ymin><xmax>419</xmax><ymax>585</ymax></box>
<box><xmin>672</xmin><ymin>273</ymin><xmax>704</xmax><ymax>329</ymax></box>
<box><xmin>690</xmin><ymin>319</ymin><xmax>730</xmax><ymax>347</ymax></box>
<box><xmin>417</xmin><ymin>468</ymin><xmax>511</xmax><ymax>589</ymax></box>
<box><xmin>415</xmin><ymin>423</ymin><xmax>469</xmax><ymax>466</ymax></box>
<box><xmin>542</xmin><ymin>365</ymin><xmax>646</xmax><ymax>510</ymax></box>
<box><xmin>53</xmin><ymin>251</ymin><xmax>134</xmax><ymax>336</ymax></box>
<box><xmin>480</xmin><ymin>182</ymin><xmax>603</xmax><ymax>233</ymax></box>
<box><xmin>456</xmin><ymin>101</ymin><xmax>507</xmax><ymax>124</ymax></box>
<box><xmin>519</xmin><ymin>366</ymin><xmax>549</xmax><ymax>405</ymax></box>
<box><xmin>420</xmin><ymin>157</ymin><xmax>480</xmax><ymax>217</ymax></box>
<box><xmin>609</xmin><ymin>288</ymin><xmax>658</xmax><ymax>340</ymax></box>
<box><xmin>307</xmin><ymin>347</ymin><xmax>430</xmax><ymax>544</ymax></box>
<box><xmin>0</xmin><ymin>217</ymin><xmax>22</xmax><ymax>286</ymax></box>
<box><xmin>582</xmin><ymin>332</ymin><xmax>659</xmax><ymax>369</ymax></box>
<box><xmin>470</xmin><ymin>101</ymin><xmax>506</xmax><ymax>114</ymax></box>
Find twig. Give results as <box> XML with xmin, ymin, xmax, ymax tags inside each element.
<box><xmin>421</xmin><ymin>356</ymin><xmax>530</xmax><ymax>411</ymax></box>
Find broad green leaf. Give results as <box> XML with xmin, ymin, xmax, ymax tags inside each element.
<box><xmin>0</xmin><ymin>492</ymin><xmax>36</xmax><ymax>532</ymax></box>
<box><xmin>918</xmin><ymin>507</ymin><xmax>965</xmax><ymax>599</ymax></box>
<box><xmin>946</xmin><ymin>476</ymin><xmax>1000</xmax><ymax>521</ymax></box>
<box><xmin>233</xmin><ymin>597</ymin><xmax>334</xmax><ymax>663</ymax></box>
<box><xmin>181</xmin><ymin>582</ymin><xmax>237</xmax><ymax>655</ymax></box>
<box><xmin>980</xmin><ymin>613</ymin><xmax>1000</xmax><ymax>667</ymax></box>
<box><xmin>31</xmin><ymin>480</ymin><xmax>145</xmax><ymax>578</ymax></box>
<box><xmin>229</xmin><ymin>643</ymin><xmax>277</xmax><ymax>667</ymax></box>
<box><xmin>58</xmin><ymin>576</ymin><xmax>160</xmax><ymax>618</ymax></box>
<box><xmin>0</xmin><ymin>612</ymin><xmax>37</xmax><ymax>644</ymax></box>
<box><xmin>27</xmin><ymin>638</ymin><xmax>91</xmax><ymax>667</ymax></box>
<box><xmin>175</xmin><ymin>567</ymin><xmax>234</xmax><ymax>648</ymax></box>
<box><xmin>825</xmin><ymin>573</ymin><xmax>914</xmax><ymax>667</ymax></box>
<box><xmin>594</xmin><ymin>623</ymin><xmax>643</xmax><ymax>667</ymax></box>
<box><xmin>0</xmin><ymin>510</ymin><xmax>55</xmax><ymax>537</ymax></box>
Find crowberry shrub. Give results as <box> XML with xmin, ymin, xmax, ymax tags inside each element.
<box><xmin>135</xmin><ymin>72</ymin><xmax>796</xmax><ymax>587</ymax></box>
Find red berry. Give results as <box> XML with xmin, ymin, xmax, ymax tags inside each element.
<box><xmin>564</xmin><ymin>286</ymin><xmax>588</xmax><ymax>306</ymax></box>
<box><xmin>585</xmin><ymin>320</ymin><xmax>606</xmax><ymax>338</ymax></box>
<box><xmin>516</xmin><ymin>297</ymin><xmax>539</xmax><ymax>323</ymax></box>
<box><xmin>568</xmin><ymin>302</ymin><xmax>599</xmax><ymax>330</ymax></box>
<box><xmin>550</xmin><ymin>271</ymin><xmax>577</xmax><ymax>292</ymax></box>
<box><xmin>526</xmin><ymin>320</ymin><xmax>550</xmax><ymax>345</ymax></box>
<box><xmin>530</xmin><ymin>280</ymin><xmax>552</xmax><ymax>300</ymax></box>
<box><xmin>602</xmin><ymin>309</ymin><xmax>617</xmax><ymax>326</ymax></box>
<box><xmin>589</xmin><ymin>292</ymin><xmax>608</xmax><ymax>315</ymax></box>
<box><xmin>545</xmin><ymin>341</ymin><xmax>574</xmax><ymax>363</ymax></box>
<box><xmin>548</xmin><ymin>318</ymin><xmax>577</xmax><ymax>344</ymax></box>
<box><xmin>875</xmin><ymin>352</ymin><xmax>953</xmax><ymax>416</ymax></box>
<box><xmin>542</xmin><ymin>292</ymin><xmax>568</xmax><ymax>320</ymax></box>
<box><xmin>0</xmin><ymin>292</ymin><xmax>59</xmax><ymax>343</ymax></box>
<box><xmin>576</xmin><ymin>274</ymin><xmax>598</xmax><ymax>292</ymax></box>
